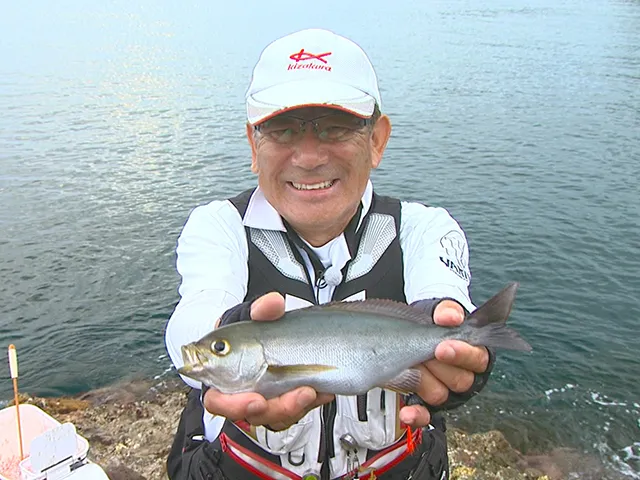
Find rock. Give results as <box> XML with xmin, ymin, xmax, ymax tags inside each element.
<box><xmin>103</xmin><ymin>459</ymin><xmax>149</xmax><ymax>480</ymax></box>
<box><xmin>14</xmin><ymin>383</ymin><xmax>187</xmax><ymax>480</ymax></box>
<box><xmin>447</xmin><ymin>428</ymin><xmax>551</xmax><ymax>480</ymax></box>
<box><xmin>10</xmin><ymin>393</ymin><xmax>91</xmax><ymax>415</ymax></box>
<box><xmin>520</xmin><ymin>447</ymin><xmax>625</xmax><ymax>480</ymax></box>
<box><xmin>78</xmin><ymin>378</ymin><xmax>159</xmax><ymax>406</ymax></box>
<box><xmin>14</xmin><ymin>382</ymin><xmax>572</xmax><ymax>480</ymax></box>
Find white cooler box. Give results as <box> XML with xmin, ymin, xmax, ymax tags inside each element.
<box><xmin>0</xmin><ymin>404</ymin><xmax>109</xmax><ymax>480</ymax></box>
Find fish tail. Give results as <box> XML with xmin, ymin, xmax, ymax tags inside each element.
<box><xmin>466</xmin><ymin>282</ymin><xmax>532</xmax><ymax>352</ymax></box>
<box><xmin>470</xmin><ymin>323</ymin><xmax>532</xmax><ymax>352</ymax></box>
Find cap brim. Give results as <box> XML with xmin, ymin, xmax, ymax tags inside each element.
<box><xmin>246</xmin><ymin>80</ymin><xmax>376</xmax><ymax>125</ymax></box>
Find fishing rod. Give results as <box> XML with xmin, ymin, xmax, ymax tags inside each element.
<box><xmin>8</xmin><ymin>344</ymin><xmax>24</xmax><ymax>460</ymax></box>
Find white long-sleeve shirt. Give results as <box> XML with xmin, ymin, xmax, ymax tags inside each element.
<box><xmin>165</xmin><ymin>180</ymin><xmax>474</xmax><ymax>390</ymax></box>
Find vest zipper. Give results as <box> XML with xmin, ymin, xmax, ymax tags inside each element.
<box><xmin>282</xmin><ymin>217</ymin><xmax>360</xmax><ymax>478</ymax></box>
<box><xmin>319</xmin><ymin>399</ymin><xmax>337</xmax><ymax>480</ymax></box>
<box><xmin>381</xmin><ymin>390</ymin><xmax>387</xmax><ymax>440</ymax></box>
<box><xmin>357</xmin><ymin>394</ymin><xmax>368</xmax><ymax>421</ymax></box>
<box><xmin>286</xmin><ymin>232</ymin><xmax>336</xmax><ymax>477</ymax></box>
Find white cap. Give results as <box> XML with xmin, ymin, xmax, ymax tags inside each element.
<box><xmin>246</xmin><ymin>28</ymin><xmax>381</xmax><ymax>125</ymax></box>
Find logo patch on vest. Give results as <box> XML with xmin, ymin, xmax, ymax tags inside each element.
<box><xmin>439</xmin><ymin>230</ymin><xmax>470</xmax><ymax>281</ymax></box>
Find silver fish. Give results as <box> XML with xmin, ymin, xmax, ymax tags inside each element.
<box><xmin>178</xmin><ymin>283</ymin><xmax>531</xmax><ymax>398</ymax></box>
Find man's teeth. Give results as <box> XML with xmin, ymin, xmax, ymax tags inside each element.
<box><xmin>291</xmin><ymin>180</ymin><xmax>334</xmax><ymax>190</ymax></box>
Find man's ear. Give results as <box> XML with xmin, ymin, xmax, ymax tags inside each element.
<box><xmin>370</xmin><ymin>115</ymin><xmax>391</xmax><ymax>169</ymax></box>
<box><xmin>246</xmin><ymin>123</ymin><xmax>259</xmax><ymax>173</ymax></box>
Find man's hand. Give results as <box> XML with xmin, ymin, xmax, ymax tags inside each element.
<box><xmin>399</xmin><ymin>300</ymin><xmax>490</xmax><ymax>428</ymax></box>
<box><xmin>203</xmin><ymin>292</ymin><xmax>334</xmax><ymax>430</ymax></box>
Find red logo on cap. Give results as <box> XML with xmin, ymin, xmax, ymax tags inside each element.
<box><xmin>288</xmin><ymin>49</ymin><xmax>332</xmax><ymax>71</ymax></box>
<box><xmin>289</xmin><ymin>49</ymin><xmax>332</xmax><ymax>63</ymax></box>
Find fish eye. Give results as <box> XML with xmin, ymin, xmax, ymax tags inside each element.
<box><xmin>211</xmin><ymin>339</ymin><xmax>231</xmax><ymax>356</ymax></box>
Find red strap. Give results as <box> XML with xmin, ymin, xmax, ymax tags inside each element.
<box><xmin>406</xmin><ymin>426</ymin><xmax>416</xmax><ymax>454</ymax></box>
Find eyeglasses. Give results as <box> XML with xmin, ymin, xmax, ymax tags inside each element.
<box><xmin>254</xmin><ymin>113</ymin><xmax>372</xmax><ymax>144</ymax></box>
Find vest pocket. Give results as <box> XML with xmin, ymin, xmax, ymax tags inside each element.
<box><xmin>254</xmin><ymin>408</ymin><xmax>317</xmax><ymax>455</ymax></box>
<box><xmin>337</xmin><ymin>389</ymin><xmax>400</xmax><ymax>450</ymax></box>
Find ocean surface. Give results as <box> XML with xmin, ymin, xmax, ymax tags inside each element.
<box><xmin>0</xmin><ymin>0</ymin><xmax>638</xmax><ymax>477</ymax></box>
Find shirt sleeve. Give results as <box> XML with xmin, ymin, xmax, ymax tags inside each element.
<box><xmin>399</xmin><ymin>201</ymin><xmax>475</xmax><ymax>312</ymax></box>
<box><xmin>164</xmin><ymin>200</ymin><xmax>249</xmax><ymax>389</ymax></box>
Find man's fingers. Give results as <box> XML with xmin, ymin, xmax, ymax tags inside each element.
<box><xmin>203</xmin><ymin>386</ymin><xmax>334</xmax><ymax>431</ymax></box>
<box><xmin>433</xmin><ymin>300</ymin><xmax>465</xmax><ymax>326</ymax></box>
<box><xmin>399</xmin><ymin>405</ymin><xmax>431</xmax><ymax>428</ymax></box>
<box><xmin>245</xmin><ymin>387</ymin><xmax>311</xmax><ymax>426</ymax></box>
<box><xmin>251</xmin><ymin>292</ymin><xmax>285</xmax><ymax>321</ymax></box>
<box><xmin>245</xmin><ymin>387</ymin><xmax>328</xmax><ymax>428</ymax></box>
<box><xmin>425</xmin><ymin>359</ymin><xmax>475</xmax><ymax>393</ymax></box>
<box><xmin>413</xmin><ymin>364</ymin><xmax>450</xmax><ymax>407</ymax></box>
<box><xmin>203</xmin><ymin>389</ymin><xmax>267</xmax><ymax>420</ymax></box>
<box><xmin>435</xmin><ymin>340</ymin><xmax>489</xmax><ymax>373</ymax></box>
<box><xmin>265</xmin><ymin>393</ymin><xmax>335</xmax><ymax>431</ymax></box>
<box><xmin>314</xmin><ymin>393</ymin><xmax>335</xmax><ymax>407</ymax></box>
<box><xmin>245</xmin><ymin>387</ymin><xmax>334</xmax><ymax>428</ymax></box>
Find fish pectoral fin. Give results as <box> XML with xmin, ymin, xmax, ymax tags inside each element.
<box><xmin>266</xmin><ymin>364</ymin><xmax>337</xmax><ymax>377</ymax></box>
<box><xmin>381</xmin><ymin>368</ymin><xmax>422</xmax><ymax>395</ymax></box>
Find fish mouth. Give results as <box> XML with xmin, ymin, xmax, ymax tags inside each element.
<box><xmin>177</xmin><ymin>364</ymin><xmax>194</xmax><ymax>376</ymax></box>
<box><xmin>178</xmin><ymin>344</ymin><xmax>208</xmax><ymax>377</ymax></box>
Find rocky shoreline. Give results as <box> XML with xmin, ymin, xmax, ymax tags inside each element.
<box><xmin>9</xmin><ymin>379</ymin><xmax>601</xmax><ymax>480</ymax></box>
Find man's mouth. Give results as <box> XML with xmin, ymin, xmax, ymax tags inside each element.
<box><xmin>290</xmin><ymin>180</ymin><xmax>335</xmax><ymax>191</ymax></box>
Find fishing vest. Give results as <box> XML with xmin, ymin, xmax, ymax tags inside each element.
<box><xmin>207</xmin><ymin>188</ymin><xmax>445</xmax><ymax>480</ymax></box>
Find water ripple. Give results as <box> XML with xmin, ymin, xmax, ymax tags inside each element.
<box><xmin>1</xmin><ymin>0</ymin><xmax>639</xmax><ymax>476</ymax></box>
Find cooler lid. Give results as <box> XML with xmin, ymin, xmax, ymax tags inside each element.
<box><xmin>30</xmin><ymin>423</ymin><xmax>77</xmax><ymax>473</ymax></box>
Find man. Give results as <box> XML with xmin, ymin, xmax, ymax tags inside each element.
<box><xmin>165</xmin><ymin>28</ymin><xmax>493</xmax><ymax>480</ymax></box>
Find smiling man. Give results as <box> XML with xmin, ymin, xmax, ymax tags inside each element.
<box><xmin>165</xmin><ymin>28</ymin><xmax>493</xmax><ymax>480</ymax></box>
<box><xmin>248</xmin><ymin>106</ymin><xmax>386</xmax><ymax>248</ymax></box>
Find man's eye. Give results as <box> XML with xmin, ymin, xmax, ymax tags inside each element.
<box><xmin>268</xmin><ymin>128</ymin><xmax>296</xmax><ymax>143</ymax></box>
<box><xmin>319</xmin><ymin>126</ymin><xmax>350</xmax><ymax>141</ymax></box>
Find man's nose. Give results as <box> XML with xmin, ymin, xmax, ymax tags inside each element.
<box><xmin>290</xmin><ymin>128</ymin><xmax>329</xmax><ymax>169</ymax></box>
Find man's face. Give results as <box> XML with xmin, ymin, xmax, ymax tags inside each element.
<box><xmin>247</xmin><ymin>107</ymin><xmax>391</xmax><ymax>245</ymax></box>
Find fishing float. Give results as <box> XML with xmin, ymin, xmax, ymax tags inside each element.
<box><xmin>8</xmin><ymin>344</ymin><xmax>24</xmax><ymax>461</ymax></box>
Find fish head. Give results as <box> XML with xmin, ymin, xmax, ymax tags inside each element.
<box><xmin>178</xmin><ymin>330</ymin><xmax>267</xmax><ymax>393</ymax></box>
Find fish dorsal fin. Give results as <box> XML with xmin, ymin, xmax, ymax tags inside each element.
<box><xmin>295</xmin><ymin>299</ymin><xmax>434</xmax><ymax>325</ymax></box>
<box><xmin>467</xmin><ymin>282</ymin><xmax>519</xmax><ymax>327</ymax></box>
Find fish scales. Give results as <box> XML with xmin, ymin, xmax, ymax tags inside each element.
<box><xmin>235</xmin><ymin>310</ymin><xmax>448</xmax><ymax>395</ymax></box>
<box><xmin>178</xmin><ymin>283</ymin><xmax>532</xmax><ymax>398</ymax></box>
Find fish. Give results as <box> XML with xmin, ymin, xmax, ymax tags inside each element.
<box><xmin>178</xmin><ymin>282</ymin><xmax>532</xmax><ymax>399</ymax></box>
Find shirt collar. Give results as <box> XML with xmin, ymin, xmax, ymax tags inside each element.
<box><xmin>243</xmin><ymin>180</ymin><xmax>374</xmax><ymax>234</ymax></box>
